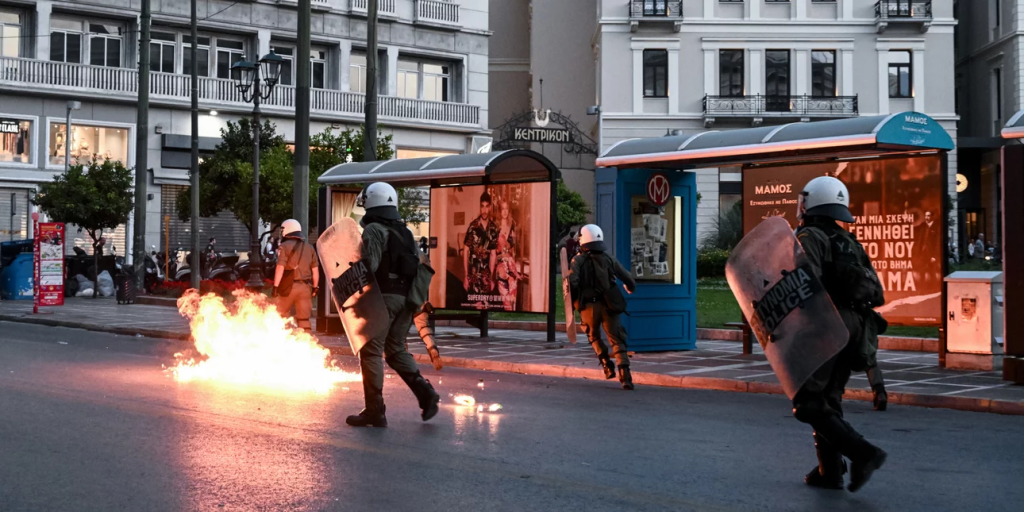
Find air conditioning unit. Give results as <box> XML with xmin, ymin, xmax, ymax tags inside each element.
<box><xmin>469</xmin><ymin>136</ymin><xmax>493</xmax><ymax>154</ymax></box>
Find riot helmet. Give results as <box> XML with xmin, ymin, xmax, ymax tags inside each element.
<box><xmin>357</xmin><ymin>182</ymin><xmax>401</xmax><ymax>221</ymax></box>
<box><xmin>579</xmin><ymin>224</ymin><xmax>607</xmax><ymax>252</ymax></box>
<box><xmin>799</xmin><ymin>176</ymin><xmax>855</xmax><ymax>223</ymax></box>
<box><xmin>281</xmin><ymin>218</ymin><xmax>302</xmax><ymax>238</ymax></box>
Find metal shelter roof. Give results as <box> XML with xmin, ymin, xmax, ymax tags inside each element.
<box><xmin>1003</xmin><ymin>110</ymin><xmax>1024</xmax><ymax>139</ymax></box>
<box><xmin>317</xmin><ymin>149</ymin><xmax>558</xmax><ymax>187</ymax></box>
<box><xmin>596</xmin><ymin>112</ymin><xmax>955</xmax><ymax>170</ymax></box>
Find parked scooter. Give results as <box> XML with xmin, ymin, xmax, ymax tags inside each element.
<box><xmin>234</xmin><ymin>242</ymin><xmax>277</xmax><ymax>284</ymax></box>
<box><xmin>174</xmin><ymin>247</ymin><xmax>239</xmax><ymax>282</ymax></box>
<box><xmin>143</xmin><ymin>245</ymin><xmax>163</xmax><ymax>293</ymax></box>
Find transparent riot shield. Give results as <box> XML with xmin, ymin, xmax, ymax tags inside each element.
<box><xmin>560</xmin><ymin>247</ymin><xmax>578</xmax><ymax>344</ymax></box>
<box><xmin>316</xmin><ymin>218</ymin><xmax>389</xmax><ymax>355</ymax></box>
<box><xmin>725</xmin><ymin>217</ymin><xmax>849</xmax><ymax>399</ymax></box>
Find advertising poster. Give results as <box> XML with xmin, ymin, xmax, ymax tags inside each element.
<box><xmin>36</xmin><ymin>222</ymin><xmax>65</xmax><ymax>306</ymax></box>
<box><xmin>429</xmin><ymin>183</ymin><xmax>551</xmax><ymax>313</ymax></box>
<box><xmin>743</xmin><ymin>156</ymin><xmax>944</xmax><ymax>326</ymax></box>
<box><xmin>630</xmin><ymin>196</ymin><xmax>676</xmax><ymax>282</ymax></box>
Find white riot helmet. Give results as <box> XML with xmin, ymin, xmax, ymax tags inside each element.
<box><xmin>800</xmin><ymin>176</ymin><xmax>855</xmax><ymax>223</ymax></box>
<box><xmin>357</xmin><ymin>182</ymin><xmax>400</xmax><ymax>220</ymax></box>
<box><xmin>281</xmin><ymin>219</ymin><xmax>302</xmax><ymax>237</ymax></box>
<box><xmin>579</xmin><ymin>224</ymin><xmax>607</xmax><ymax>252</ymax></box>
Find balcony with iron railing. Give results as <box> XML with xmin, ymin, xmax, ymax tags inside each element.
<box><xmin>628</xmin><ymin>0</ymin><xmax>683</xmax><ymax>32</ymax></box>
<box><xmin>415</xmin><ymin>0</ymin><xmax>461</xmax><ymax>29</ymax></box>
<box><xmin>278</xmin><ymin>0</ymin><xmax>333</xmax><ymax>11</ymax></box>
<box><xmin>0</xmin><ymin>56</ymin><xmax>480</xmax><ymax>128</ymax></box>
<box><xmin>350</xmin><ymin>0</ymin><xmax>399</xmax><ymax>19</ymax></box>
<box><xmin>875</xmin><ymin>1</ymin><xmax>932</xmax><ymax>33</ymax></box>
<box><xmin>703</xmin><ymin>95</ymin><xmax>858</xmax><ymax>126</ymax></box>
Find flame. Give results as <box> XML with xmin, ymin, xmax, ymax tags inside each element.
<box><xmin>453</xmin><ymin>394</ymin><xmax>476</xmax><ymax>407</ymax></box>
<box><xmin>170</xmin><ymin>289</ymin><xmax>359</xmax><ymax>393</ymax></box>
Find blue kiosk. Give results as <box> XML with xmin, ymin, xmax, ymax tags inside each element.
<box><xmin>595</xmin><ymin>112</ymin><xmax>955</xmax><ymax>353</ymax></box>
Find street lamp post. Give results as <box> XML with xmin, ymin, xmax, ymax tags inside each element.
<box><xmin>231</xmin><ymin>53</ymin><xmax>283</xmax><ymax>289</ymax></box>
<box><xmin>64</xmin><ymin>101</ymin><xmax>81</xmax><ymax>173</ymax></box>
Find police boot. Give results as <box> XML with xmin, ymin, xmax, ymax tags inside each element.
<box><xmin>346</xmin><ymin>382</ymin><xmax>387</xmax><ymax>428</ymax></box>
<box><xmin>599</xmin><ymin>356</ymin><xmax>616</xmax><ymax>380</ymax></box>
<box><xmin>804</xmin><ymin>432</ymin><xmax>846</xmax><ymax>490</ymax></box>
<box><xmin>397</xmin><ymin>370</ymin><xmax>441</xmax><ymax>421</ymax></box>
<box><xmin>872</xmin><ymin>384</ymin><xmax>888</xmax><ymax>412</ymax></box>
<box><xmin>619</xmin><ymin>366</ymin><xmax>634</xmax><ymax>390</ymax></box>
<box><xmin>813</xmin><ymin>415</ymin><xmax>887</xmax><ymax>492</ymax></box>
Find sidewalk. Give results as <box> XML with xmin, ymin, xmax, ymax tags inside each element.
<box><xmin>2</xmin><ymin>298</ymin><xmax>1022</xmax><ymax>415</ymax></box>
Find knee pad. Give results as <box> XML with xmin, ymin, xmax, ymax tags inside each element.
<box><xmin>793</xmin><ymin>402</ymin><xmax>832</xmax><ymax>424</ymax></box>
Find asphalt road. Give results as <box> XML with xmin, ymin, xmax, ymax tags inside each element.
<box><xmin>1</xmin><ymin>321</ymin><xmax>1022</xmax><ymax>512</ymax></box>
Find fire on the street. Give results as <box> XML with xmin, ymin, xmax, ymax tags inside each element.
<box><xmin>169</xmin><ymin>289</ymin><xmax>359</xmax><ymax>393</ymax></box>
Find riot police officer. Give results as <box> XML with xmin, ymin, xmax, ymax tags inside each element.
<box><xmin>346</xmin><ymin>182</ymin><xmax>440</xmax><ymax>427</ymax></box>
<box><xmin>568</xmin><ymin>224</ymin><xmax>637</xmax><ymax>390</ymax></box>
<box><xmin>794</xmin><ymin>176</ymin><xmax>888</xmax><ymax>492</ymax></box>
<box><xmin>273</xmin><ymin>219</ymin><xmax>318</xmax><ymax>331</ymax></box>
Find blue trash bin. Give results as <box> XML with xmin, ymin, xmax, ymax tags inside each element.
<box><xmin>0</xmin><ymin>252</ymin><xmax>35</xmax><ymax>300</ymax></box>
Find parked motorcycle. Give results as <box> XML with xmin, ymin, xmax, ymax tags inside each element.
<box><xmin>143</xmin><ymin>245</ymin><xmax>163</xmax><ymax>293</ymax></box>
<box><xmin>234</xmin><ymin>244</ymin><xmax>277</xmax><ymax>284</ymax></box>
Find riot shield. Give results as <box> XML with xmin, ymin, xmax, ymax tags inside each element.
<box><xmin>316</xmin><ymin>218</ymin><xmax>389</xmax><ymax>355</ymax></box>
<box><xmin>725</xmin><ymin>217</ymin><xmax>849</xmax><ymax>399</ymax></box>
<box><xmin>560</xmin><ymin>247</ymin><xmax>578</xmax><ymax>344</ymax></box>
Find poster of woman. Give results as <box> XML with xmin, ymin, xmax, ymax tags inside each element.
<box><xmin>428</xmin><ymin>182</ymin><xmax>551</xmax><ymax>313</ymax></box>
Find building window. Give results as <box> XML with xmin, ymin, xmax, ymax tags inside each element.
<box><xmin>49</xmin><ymin>122</ymin><xmax>129</xmax><ymax>167</ymax></box>
<box><xmin>350</xmin><ymin>52</ymin><xmax>367</xmax><ymax>93</ymax></box>
<box><xmin>150</xmin><ymin>31</ymin><xmax>176</xmax><ymax>74</ymax></box>
<box><xmin>993</xmin><ymin>67</ymin><xmax>1002</xmax><ymax>123</ymax></box>
<box><xmin>396</xmin><ymin>59</ymin><xmax>453</xmax><ymax>101</ymax></box>
<box><xmin>765</xmin><ymin>50</ymin><xmax>790</xmax><ymax>111</ymax></box>
<box><xmin>312</xmin><ymin>50</ymin><xmax>327</xmax><ymax>89</ymax></box>
<box><xmin>643</xmin><ymin>49</ymin><xmax>668</xmax><ymax>98</ymax></box>
<box><xmin>49</xmin><ymin>19</ymin><xmax>83</xmax><ymax>64</ymax></box>
<box><xmin>397</xmin><ymin>60</ymin><xmax>419</xmax><ymax>99</ymax></box>
<box><xmin>183</xmin><ymin>35</ymin><xmax>211</xmax><ymax>77</ymax></box>
<box><xmin>422</xmin><ymin>63</ymin><xmax>450</xmax><ymax>102</ymax></box>
<box><xmin>0</xmin><ymin>11</ymin><xmax>21</xmax><ymax>58</ymax></box>
<box><xmin>89</xmin><ymin>23</ymin><xmax>123</xmax><ymax>68</ymax></box>
<box><xmin>811</xmin><ymin>50</ymin><xmax>836</xmax><ymax>97</ymax></box>
<box><xmin>719</xmin><ymin>50</ymin><xmax>743</xmax><ymax>97</ymax></box>
<box><xmin>216</xmin><ymin>39</ymin><xmax>245</xmax><ymax>80</ymax></box>
<box><xmin>0</xmin><ymin>118</ymin><xmax>32</xmax><ymax>164</ymax></box>
<box><xmin>888</xmin><ymin>50</ymin><xmax>912</xmax><ymax>98</ymax></box>
<box><xmin>273</xmin><ymin>46</ymin><xmax>328</xmax><ymax>89</ymax></box>
<box><xmin>642</xmin><ymin>0</ymin><xmax>669</xmax><ymax>16</ymax></box>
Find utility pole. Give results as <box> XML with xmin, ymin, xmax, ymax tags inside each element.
<box><xmin>189</xmin><ymin>0</ymin><xmax>200</xmax><ymax>290</ymax></box>
<box><xmin>294</xmin><ymin>0</ymin><xmax>311</xmax><ymax>232</ymax></box>
<box><xmin>133</xmin><ymin>0</ymin><xmax>151</xmax><ymax>292</ymax></box>
<box><xmin>364</xmin><ymin>0</ymin><xmax>378</xmax><ymax>160</ymax></box>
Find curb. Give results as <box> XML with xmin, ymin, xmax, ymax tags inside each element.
<box><xmin>2</xmin><ymin>314</ymin><xmax>1017</xmax><ymax>416</ymax></box>
<box><xmin>0</xmin><ymin>314</ymin><xmax>191</xmax><ymax>341</ymax></box>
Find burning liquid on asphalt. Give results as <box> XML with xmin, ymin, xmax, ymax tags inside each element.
<box><xmin>169</xmin><ymin>289</ymin><xmax>360</xmax><ymax>393</ymax></box>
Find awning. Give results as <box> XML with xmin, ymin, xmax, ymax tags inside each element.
<box><xmin>596</xmin><ymin>111</ymin><xmax>955</xmax><ymax>170</ymax></box>
<box><xmin>152</xmin><ymin>167</ymin><xmax>190</xmax><ymax>185</ymax></box>
<box><xmin>1002</xmin><ymin>110</ymin><xmax>1024</xmax><ymax>139</ymax></box>
<box><xmin>317</xmin><ymin>149</ymin><xmax>558</xmax><ymax>187</ymax></box>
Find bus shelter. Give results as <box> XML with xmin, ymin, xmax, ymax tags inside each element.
<box><xmin>999</xmin><ymin>113</ymin><xmax>1024</xmax><ymax>383</ymax></box>
<box><xmin>316</xmin><ymin>149</ymin><xmax>561</xmax><ymax>341</ymax></box>
<box><xmin>596</xmin><ymin>111</ymin><xmax>955</xmax><ymax>354</ymax></box>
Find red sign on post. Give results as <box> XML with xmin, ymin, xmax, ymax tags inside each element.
<box><xmin>35</xmin><ymin>222</ymin><xmax>65</xmax><ymax>308</ymax></box>
<box><xmin>646</xmin><ymin>173</ymin><xmax>671</xmax><ymax>206</ymax></box>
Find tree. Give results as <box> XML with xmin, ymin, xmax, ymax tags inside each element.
<box><xmin>701</xmin><ymin>200</ymin><xmax>742</xmax><ymax>251</ymax></box>
<box><xmin>556</xmin><ymin>180</ymin><xmax>591</xmax><ymax>239</ymax></box>
<box><xmin>33</xmin><ymin>161</ymin><xmax>134</xmax><ymax>297</ymax></box>
<box><xmin>176</xmin><ymin>119</ymin><xmax>288</xmax><ymax>227</ymax></box>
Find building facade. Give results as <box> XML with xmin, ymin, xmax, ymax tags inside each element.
<box><xmin>597</xmin><ymin>0</ymin><xmax>958</xmax><ymax>245</ymax></box>
<box><xmin>0</xmin><ymin>0</ymin><xmax>489</xmax><ymax>253</ymax></box>
<box><xmin>955</xmin><ymin>0</ymin><xmax>1013</xmax><ymax>257</ymax></box>
<box><xmin>490</xmin><ymin>1</ymin><xmax>958</xmax><ymax>246</ymax></box>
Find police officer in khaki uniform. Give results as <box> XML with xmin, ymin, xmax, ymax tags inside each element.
<box><xmin>793</xmin><ymin>177</ymin><xmax>887</xmax><ymax>493</ymax></box>
<box><xmin>568</xmin><ymin>224</ymin><xmax>637</xmax><ymax>390</ymax></box>
<box><xmin>273</xmin><ymin>219</ymin><xmax>318</xmax><ymax>331</ymax></box>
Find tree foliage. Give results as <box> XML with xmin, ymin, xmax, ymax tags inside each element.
<box><xmin>33</xmin><ymin>160</ymin><xmax>135</xmax><ymax>296</ymax></box>
<box><xmin>701</xmin><ymin>201</ymin><xmax>742</xmax><ymax>251</ymax></box>
<box><xmin>556</xmin><ymin>180</ymin><xmax>591</xmax><ymax>238</ymax></box>
<box><xmin>177</xmin><ymin>121</ymin><xmax>401</xmax><ymax>234</ymax></box>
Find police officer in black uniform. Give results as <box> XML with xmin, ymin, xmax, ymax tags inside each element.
<box><xmin>793</xmin><ymin>176</ymin><xmax>888</xmax><ymax>492</ymax></box>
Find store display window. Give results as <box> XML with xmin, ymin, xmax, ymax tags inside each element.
<box><xmin>49</xmin><ymin>122</ymin><xmax>129</xmax><ymax>167</ymax></box>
